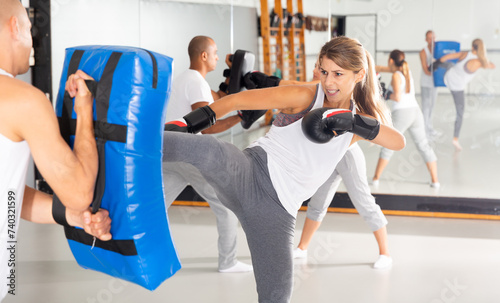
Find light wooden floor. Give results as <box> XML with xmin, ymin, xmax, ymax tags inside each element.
<box><xmin>5</xmin><ymin>207</ymin><xmax>500</xmax><ymax>303</ymax></box>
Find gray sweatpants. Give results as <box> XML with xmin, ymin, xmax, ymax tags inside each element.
<box><xmin>163</xmin><ymin>131</ymin><xmax>295</xmax><ymax>303</ymax></box>
<box><xmin>420</xmin><ymin>86</ymin><xmax>438</xmax><ymax>139</ymax></box>
<box><xmin>450</xmin><ymin>90</ymin><xmax>465</xmax><ymax>138</ymax></box>
<box><xmin>306</xmin><ymin>144</ymin><xmax>387</xmax><ymax>231</ymax></box>
<box><xmin>380</xmin><ymin>107</ymin><xmax>437</xmax><ymax>163</ymax></box>
<box><xmin>163</xmin><ymin>161</ymin><xmax>239</xmax><ymax>270</ymax></box>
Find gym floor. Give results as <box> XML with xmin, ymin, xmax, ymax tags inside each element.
<box><xmin>6</xmin><ymin>207</ymin><xmax>500</xmax><ymax>303</ymax></box>
<box><xmin>5</xmin><ymin>93</ymin><xmax>499</xmax><ymax>303</ymax></box>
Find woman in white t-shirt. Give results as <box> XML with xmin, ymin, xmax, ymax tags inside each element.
<box><xmin>372</xmin><ymin>50</ymin><xmax>439</xmax><ymax>187</ymax></box>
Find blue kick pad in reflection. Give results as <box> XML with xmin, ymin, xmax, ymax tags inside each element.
<box><xmin>54</xmin><ymin>45</ymin><xmax>181</xmax><ymax>290</ymax></box>
<box><xmin>433</xmin><ymin>41</ymin><xmax>460</xmax><ymax>87</ymax></box>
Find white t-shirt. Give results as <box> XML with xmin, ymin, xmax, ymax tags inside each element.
<box><xmin>250</xmin><ymin>84</ymin><xmax>353</xmax><ymax>217</ymax></box>
<box><xmin>0</xmin><ymin>69</ymin><xmax>30</xmax><ymax>300</ymax></box>
<box><xmin>165</xmin><ymin>69</ymin><xmax>214</xmax><ymax>121</ymax></box>
<box><xmin>387</xmin><ymin>71</ymin><xmax>419</xmax><ymax>112</ymax></box>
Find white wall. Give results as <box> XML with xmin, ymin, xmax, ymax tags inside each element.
<box><xmin>139</xmin><ymin>1</ymin><xmax>259</xmax><ymax>86</ymax></box>
<box><xmin>51</xmin><ymin>0</ymin><xmax>258</xmax><ymax>98</ymax></box>
<box><xmin>51</xmin><ymin>0</ymin><xmax>141</xmax><ymax>100</ymax></box>
<box><xmin>298</xmin><ymin>0</ymin><xmax>500</xmax><ymax>93</ymax></box>
<box><xmin>51</xmin><ymin>0</ymin><xmax>500</xmax><ymax>94</ymax></box>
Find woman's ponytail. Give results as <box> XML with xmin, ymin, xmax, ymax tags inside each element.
<box><xmin>401</xmin><ymin>61</ymin><xmax>411</xmax><ymax>94</ymax></box>
<box><xmin>473</xmin><ymin>39</ymin><xmax>489</xmax><ymax>68</ymax></box>
<box><xmin>353</xmin><ymin>50</ymin><xmax>391</xmax><ymax>125</ymax></box>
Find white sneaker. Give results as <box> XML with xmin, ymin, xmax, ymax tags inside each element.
<box><xmin>371</xmin><ymin>179</ymin><xmax>380</xmax><ymax>187</ymax></box>
<box><xmin>430</xmin><ymin>129</ymin><xmax>442</xmax><ymax>138</ymax></box>
<box><xmin>218</xmin><ymin>261</ymin><xmax>253</xmax><ymax>273</ymax></box>
<box><xmin>293</xmin><ymin>247</ymin><xmax>308</xmax><ymax>259</ymax></box>
<box><xmin>430</xmin><ymin>182</ymin><xmax>440</xmax><ymax>189</ymax></box>
<box><xmin>373</xmin><ymin>255</ymin><xmax>393</xmax><ymax>269</ymax></box>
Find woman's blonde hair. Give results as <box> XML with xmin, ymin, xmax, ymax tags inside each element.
<box><xmin>389</xmin><ymin>49</ymin><xmax>411</xmax><ymax>94</ymax></box>
<box><xmin>472</xmin><ymin>38</ymin><xmax>489</xmax><ymax>68</ymax></box>
<box><xmin>318</xmin><ymin>36</ymin><xmax>390</xmax><ymax>125</ymax></box>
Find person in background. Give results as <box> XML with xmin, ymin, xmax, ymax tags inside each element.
<box><xmin>438</xmin><ymin>38</ymin><xmax>496</xmax><ymax>151</ymax></box>
<box><xmin>163</xmin><ymin>35</ymin><xmax>252</xmax><ymax>273</ymax></box>
<box><xmin>372</xmin><ymin>50</ymin><xmax>439</xmax><ymax>188</ymax></box>
<box><xmin>419</xmin><ymin>30</ymin><xmax>440</xmax><ymax>141</ymax></box>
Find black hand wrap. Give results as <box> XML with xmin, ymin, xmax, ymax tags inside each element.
<box><xmin>428</xmin><ymin>60</ymin><xmax>453</xmax><ymax>72</ymax></box>
<box><xmin>183</xmin><ymin>105</ymin><xmax>217</xmax><ymax>134</ymax></box>
<box><xmin>52</xmin><ymin>195</ymin><xmax>71</xmax><ymax>227</ymax></box>
<box><xmin>219</xmin><ymin>82</ymin><xmax>228</xmax><ymax>94</ymax></box>
<box><xmin>383</xmin><ymin>89</ymin><xmax>393</xmax><ymax>101</ymax></box>
<box><xmin>352</xmin><ymin>114</ymin><xmax>380</xmax><ymax>140</ymax></box>
<box><xmin>380</xmin><ymin>82</ymin><xmax>392</xmax><ymax>100</ymax></box>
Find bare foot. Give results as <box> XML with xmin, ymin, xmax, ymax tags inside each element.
<box><xmin>452</xmin><ymin>138</ymin><xmax>462</xmax><ymax>151</ymax></box>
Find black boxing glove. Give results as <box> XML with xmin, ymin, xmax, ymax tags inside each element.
<box><xmin>164</xmin><ymin>105</ymin><xmax>216</xmax><ymax>134</ymax></box>
<box><xmin>301</xmin><ymin>108</ymin><xmax>380</xmax><ymax>143</ymax></box>
<box><xmin>428</xmin><ymin>60</ymin><xmax>453</xmax><ymax>72</ymax></box>
<box><xmin>383</xmin><ymin>89</ymin><xmax>393</xmax><ymax>101</ymax></box>
<box><xmin>380</xmin><ymin>82</ymin><xmax>393</xmax><ymax>100</ymax></box>
<box><xmin>238</xmin><ymin>110</ymin><xmax>268</xmax><ymax>129</ymax></box>
<box><xmin>243</xmin><ymin>71</ymin><xmax>281</xmax><ymax>89</ymax></box>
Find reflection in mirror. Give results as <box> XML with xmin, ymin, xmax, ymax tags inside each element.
<box><xmin>311</xmin><ymin>0</ymin><xmax>500</xmax><ymax>204</ymax></box>
<box><xmin>49</xmin><ymin>0</ymin><xmax>498</xmax><ymax>213</ymax></box>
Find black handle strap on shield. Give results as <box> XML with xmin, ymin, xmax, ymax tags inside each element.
<box><xmin>51</xmin><ymin>50</ymin><xmax>137</xmax><ymax>256</ymax></box>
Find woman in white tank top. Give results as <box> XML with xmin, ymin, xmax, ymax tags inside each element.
<box><xmin>164</xmin><ymin>36</ymin><xmax>406</xmax><ymax>303</ymax></box>
<box><xmin>373</xmin><ymin>50</ymin><xmax>440</xmax><ymax>187</ymax></box>
<box><xmin>438</xmin><ymin>38</ymin><xmax>495</xmax><ymax>150</ymax></box>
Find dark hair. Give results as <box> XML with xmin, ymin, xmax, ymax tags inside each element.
<box><xmin>188</xmin><ymin>36</ymin><xmax>213</xmax><ymax>61</ymax></box>
<box><xmin>389</xmin><ymin>49</ymin><xmax>410</xmax><ymax>94</ymax></box>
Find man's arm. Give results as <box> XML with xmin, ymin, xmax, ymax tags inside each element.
<box><xmin>16</xmin><ymin>71</ymin><xmax>98</xmax><ymax>211</ymax></box>
<box><xmin>21</xmin><ymin>186</ymin><xmax>112</xmax><ymax>240</ymax></box>
<box><xmin>419</xmin><ymin>49</ymin><xmax>432</xmax><ymax>76</ymax></box>
<box><xmin>211</xmin><ymin>89</ymin><xmax>227</xmax><ymax>101</ymax></box>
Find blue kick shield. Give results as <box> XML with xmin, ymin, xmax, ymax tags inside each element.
<box><xmin>54</xmin><ymin>45</ymin><xmax>181</xmax><ymax>290</ymax></box>
<box><xmin>433</xmin><ymin>41</ymin><xmax>460</xmax><ymax>87</ymax></box>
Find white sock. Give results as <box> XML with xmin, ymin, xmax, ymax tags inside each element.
<box><xmin>293</xmin><ymin>247</ymin><xmax>308</xmax><ymax>259</ymax></box>
<box><xmin>373</xmin><ymin>255</ymin><xmax>393</xmax><ymax>269</ymax></box>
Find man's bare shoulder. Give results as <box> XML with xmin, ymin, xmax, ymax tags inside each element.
<box><xmin>0</xmin><ymin>76</ymin><xmax>54</xmax><ymax>140</ymax></box>
<box><xmin>0</xmin><ymin>76</ymin><xmax>50</xmax><ymax>109</ymax></box>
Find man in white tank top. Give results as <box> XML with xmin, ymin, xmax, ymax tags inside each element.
<box><xmin>419</xmin><ymin>30</ymin><xmax>440</xmax><ymax>140</ymax></box>
<box><xmin>0</xmin><ymin>1</ymin><xmax>111</xmax><ymax>300</ymax></box>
